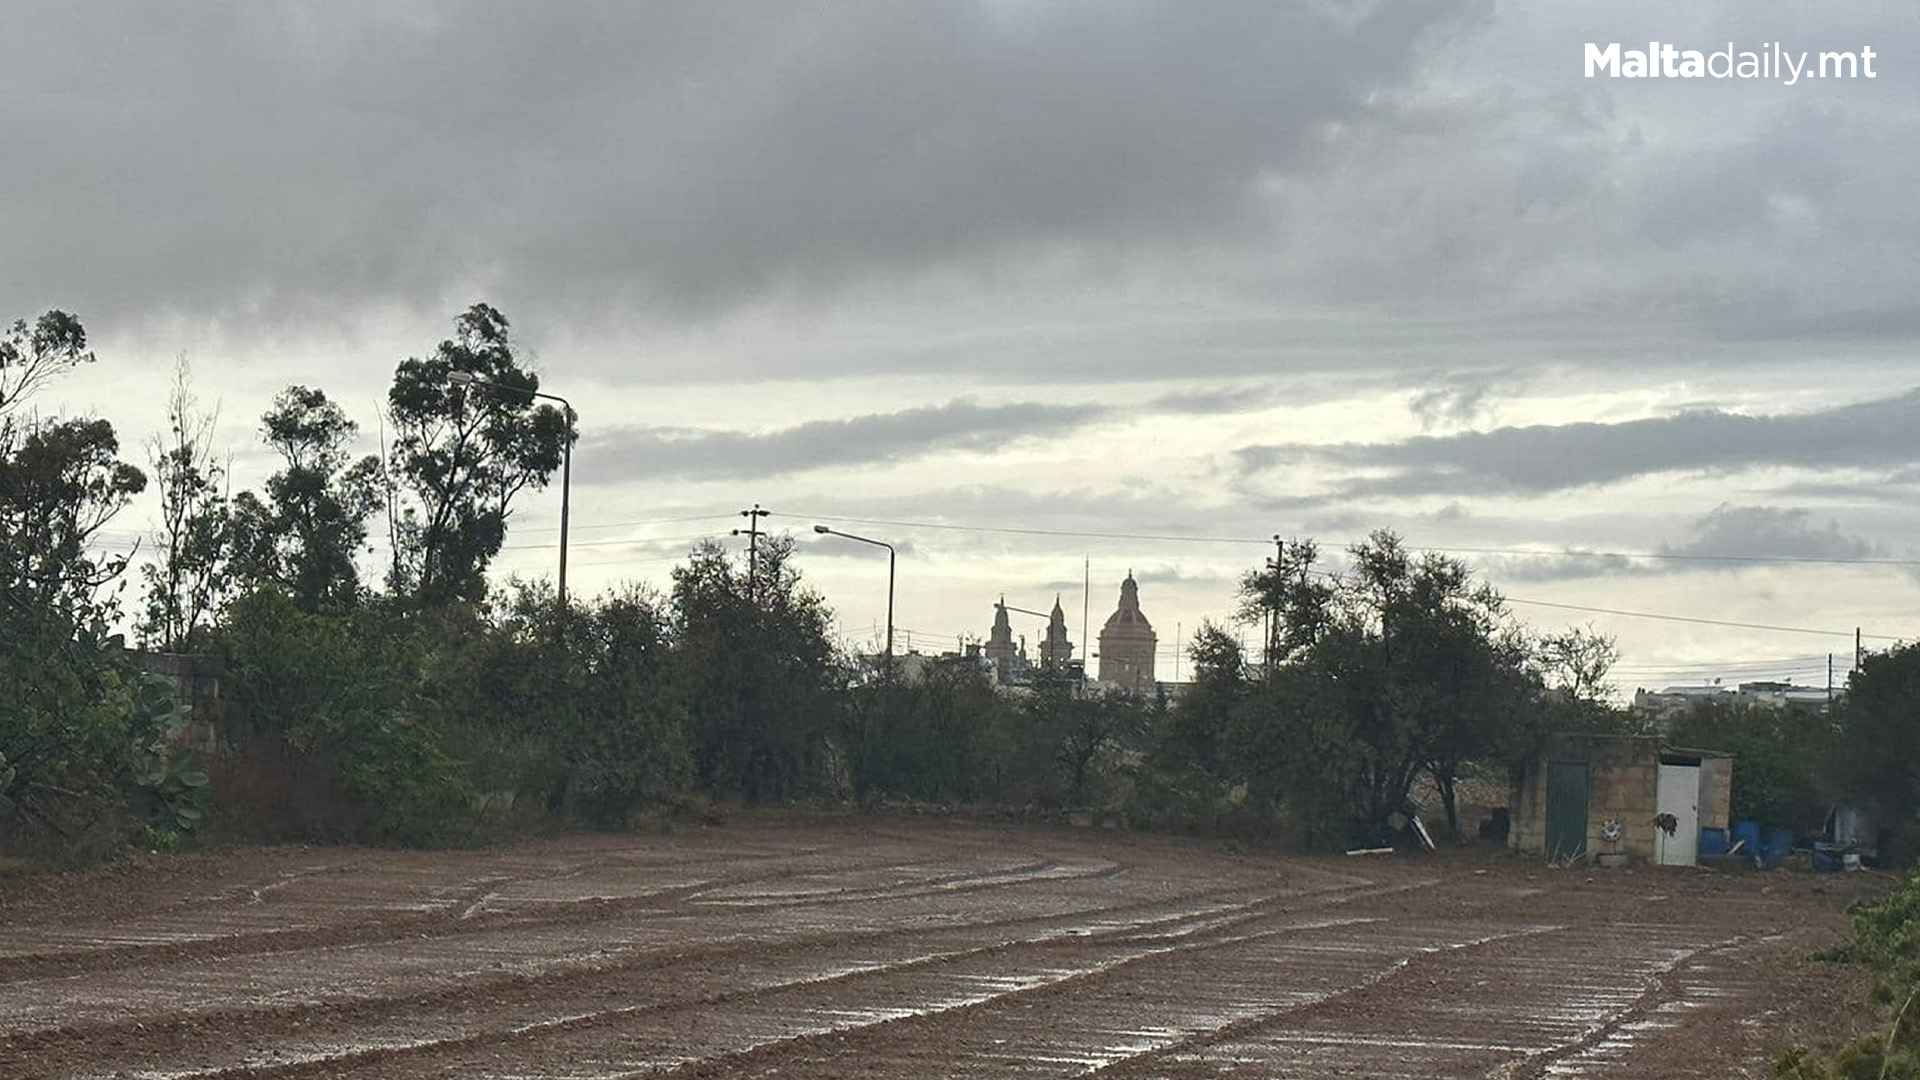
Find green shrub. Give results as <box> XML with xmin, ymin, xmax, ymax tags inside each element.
<box><xmin>1778</xmin><ymin>870</ymin><xmax>1920</xmax><ymax>1077</ymax></box>
<box><xmin>219</xmin><ymin>589</ymin><xmax>473</xmax><ymax>843</ymax></box>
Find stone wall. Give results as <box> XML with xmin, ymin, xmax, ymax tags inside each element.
<box><xmin>1508</xmin><ymin>759</ymin><xmax>1547</xmax><ymax>856</ymax></box>
<box><xmin>1587</xmin><ymin>737</ymin><xmax>1661</xmax><ymax>862</ymax></box>
<box><xmin>129</xmin><ymin>651</ymin><xmax>226</xmax><ymax>753</ymax></box>
<box><xmin>1697</xmin><ymin>755</ymin><xmax>1733</xmax><ymax>831</ymax></box>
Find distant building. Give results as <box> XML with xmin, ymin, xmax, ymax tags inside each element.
<box><xmin>1039</xmin><ymin>595</ymin><xmax>1074</xmax><ymax>671</ymax></box>
<box><xmin>1631</xmin><ymin>685</ymin><xmax>1731</xmax><ymax>724</ymax></box>
<box><xmin>1632</xmin><ymin>679</ymin><xmax>1837</xmax><ymax>727</ymax></box>
<box><xmin>1735</xmin><ymin>681</ymin><xmax>1834</xmax><ymax>713</ymax></box>
<box><xmin>982</xmin><ymin>596</ymin><xmax>1031</xmax><ymax>685</ymax></box>
<box><xmin>888</xmin><ymin>649</ymin><xmax>993</xmax><ymax>684</ymax></box>
<box><xmin>1097</xmin><ymin>572</ymin><xmax>1157</xmax><ymax>693</ymax></box>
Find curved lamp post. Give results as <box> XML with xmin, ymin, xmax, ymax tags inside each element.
<box><xmin>447</xmin><ymin>371</ymin><xmax>575</xmax><ymax>604</ymax></box>
<box><xmin>813</xmin><ymin>524</ymin><xmax>894</xmax><ymax>680</ymax></box>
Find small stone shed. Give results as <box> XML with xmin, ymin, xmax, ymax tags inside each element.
<box><xmin>1509</xmin><ymin>733</ymin><xmax>1732</xmax><ymax>864</ymax></box>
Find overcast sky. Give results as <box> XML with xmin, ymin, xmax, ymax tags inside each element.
<box><xmin>12</xmin><ymin>1</ymin><xmax>1920</xmax><ymax>693</ymax></box>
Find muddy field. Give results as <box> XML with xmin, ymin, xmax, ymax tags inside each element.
<box><xmin>0</xmin><ymin>819</ymin><xmax>1883</xmax><ymax>1079</ymax></box>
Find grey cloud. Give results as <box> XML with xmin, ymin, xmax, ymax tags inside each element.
<box><xmin>1445</xmin><ymin>505</ymin><xmax>1887</xmax><ymax>585</ymax></box>
<box><xmin>1767</xmin><ymin>479</ymin><xmax>1919</xmax><ymax>506</ymax></box>
<box><xmin>2</xmin><ymin>1</ymin><xmax>1473</xmax><ymax>334</ymax></box>
<box><xmin>799</xmin><ymin>534</ymin><xmax>923</xmax><ymax>560</ymax></box>
<box><xmin>1239</xmin><ymin>389</ymin><xmax>1920</xmax><ymax>496</ymax></box>
<box><xmin>1147</xmin><ymin>386</ymin><xmax>1284</xmax><ymax>416</ymax></box>
<box><xmin>1406</xmin><ymin>371</ymin><xmax>1508</xmax><ymax>431</ymax></box>
<box><xmin>18</xmin><ymin>1</ymin><xmax>1920</xmax><ymax>395</ymax></box>
<box><xmin>577</xmin><ymin>397</ymin><xmax>1106</xmax><ymax>483</ymax></box>
<box><xmin>1038</xmin><ymin>564</ymin><xmax>1240</xmax><ymax>597</ymax></box>
<box><xmin>792</xmin><ymin>484</ymin><xmax>1265</xmax><ymax>541</ymax></box>
<box><xmin>1469</xmin><ymin>551</ymin><xmax>1653</xmax><ymax>584</ymax></box>
<box><xmin>1659</xmin><ymin>504</ymin><xmax>1884</xmax><ymax>563</ymax></box>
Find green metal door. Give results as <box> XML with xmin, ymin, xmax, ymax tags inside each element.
<box><xmin>1546</xmin><ymin>761</ymin><xmax>1589</xmax><ymax>860</ymax></box>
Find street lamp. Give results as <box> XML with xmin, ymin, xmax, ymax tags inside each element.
<box><xmin>447</xmin><ymin>370</ymin><xmax>576</xmax><ymax>604</ymax></box>
<box><xmin>813</xmin><ymin>524</ymin><xmax>894</xmax><ymax>679</ymax></box>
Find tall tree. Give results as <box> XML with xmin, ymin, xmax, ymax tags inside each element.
<box><xmin>0</xmin><ymin>312</ymin><xmax>150</xmax><ymax>840</ymax></box>
<box><xmin>0</xmin><ymin>311</ymin><xmax>92</xmax><ymax>424</ymax></box>
<box><xmin>1227</xmin><ymin>532</ymin><xmax>1540</xmax><ymax>844</ymax></box>
<box><xmin>230</xmin><ymin>386</ymin><xmax>382</xmax><ymax>610</ymax></box>
<box><xmin>1829</xmin><ymin>643</ymin><xmax>1920</xmax><ymax>858</ymax></box>
<box><xmin>386</xmin><ymin>304</ymin><xmax>570</xmax><ymax>605</ymax></box>
<box><xmin>140</xmin><ymin>359</ymin><xmax>231</xmax><ymax>651</ymax></box>
<box><xmin>0</xmin><ymin>312</ymin><xmax>145</xmax><ymax>612</ymax></box>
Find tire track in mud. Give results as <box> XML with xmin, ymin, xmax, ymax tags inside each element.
<box><xmin>1</xmin><ymin>863</ymin><xmax>1083</xmax><ymax>1042</ymax></box>
<box><xmin>1089</xmin><ymin>923</ymin><xmax>1576</xmax><ymax>1079</ymax></box>
<box><xmin>0</xmin><ymin>842</ymin><xmax>995</xmax><ymax>983</ymax></box>
<box><xmin>92</xmin><ymin>889</ymin><xmax>1412</xmax><ymax>1080</ymax></box>
<box><xmin>1114</xmin><ymin>921</ymin><xmax>1762</xmax><ymax>1079</ymax></box>
<box><xmin>636</xmin><ymin>910</ymin><xmax>1551</xmax><ymax>1080</ymax></box>
<box><xmin>1491</xmin><ymin>931</ymin><xmax>1763</xmax><ymax>1079</ymax></box>
<box><xmin>86</xmin><ymin>897</ymin><xmax>1297</xmax><ymax>1079</ymax></box>
<box><xmin>12</xmin><ymin>869</ymin><xmax>1408</xmax><ymax>1079</ymax></box>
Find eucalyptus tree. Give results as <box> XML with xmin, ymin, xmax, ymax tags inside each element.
<box><xmin>385</xmin><ymin>304</ymin><xmax>570</xmax><ymax>606</ymax></box>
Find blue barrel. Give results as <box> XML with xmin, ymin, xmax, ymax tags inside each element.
<box><xmin>1731</xmin><ymin>820</ymin><xmax>1762</xmax><ymax>855</ymax></box>
<box><xmin>1761</xmin><ymin>826</ymin><xmax>1795</xmax><ymax>868</ymax></box>
<box><xmin>1698</xmin><ymin>828</ymin><xmax>1728</xmax><ymax>857</ymax></box>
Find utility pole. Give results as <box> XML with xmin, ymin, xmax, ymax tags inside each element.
<box><xmin>1857</xmin><ymin>627</ymin><xmax>1864</xmax><ymax>673</ymax></box>
<box><xmin>1265</xmin><ymin>533</ymin><xmax>1284</xmax><ymax>678</ymax></box>
<box><xmin>1081</xmin><ymin>555</ymin><xmax>1090</xmax><ymax>695</ymax></box>
<box><xmin>732</xmin><ymin>503</ymin><xmax>768</xmax><ymax>597</ymax></box>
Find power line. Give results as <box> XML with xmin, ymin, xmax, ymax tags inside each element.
<box><xmin>771</xmin><ymin>508</ymin><xmax>1920</xmax><ymax>569</ymax></box>
<box><xmin>770</xmin><ymin>510</ymin><xmax>1273</xmax><ymax>548</ymax></box>
<box><xmin>771</xmin><ymin>507</ymin><xmax>1911</xmax><ymax>643</ymax></box>
<box><xmin>1503</xmin><ymin>596</ymin><xmax>1903</xmax><ymax>642</ymax></box>
<box><xmin>1609</xmin><ymin>653</ymin><xmax>1835</xmax><ymax>673</ymax></box>
<box><xmin>514</xmin><ymin>512</ymin><xmax>738</xmax><ymax>535</ymax></box>
<box><xmin>500</xmin><ymin>530</ymin><xmax>721</xmax><ymax>553</ymax></box>
<box><xmin>1431</xmin><ymin>544</ymin><xmax>1920</xmax><ymax>570</ymax></box>
<box><xmin>1621</xmin><ymin>658</ymin><xmax>1841</xmax><ymax>669</ymax></box>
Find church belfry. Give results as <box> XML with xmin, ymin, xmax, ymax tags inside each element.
<box><xmin>983</xmin><ymin>595</ymin><xmax>1029</xmax><ymax>683</ymax></box>
<box><xmin>1040</xmin><ymin>594</ymin><xmax>1074</xmax><ymax>669</ymax></box>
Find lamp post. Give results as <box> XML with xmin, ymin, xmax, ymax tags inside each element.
<box><xmin>813</xmin><ymin>524</ymin><xmax>894</xmax><ymax>680</ymax></box>
<box><xmin>447</xmin><ymin>371</ymin><xmax>575</xmax><ymax>604</ymax></box>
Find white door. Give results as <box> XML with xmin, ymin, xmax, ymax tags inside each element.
<box><xmin>1656</xmin><ymin>764</ymin><xmax>1700</xmax><ymax>866</ymax></box>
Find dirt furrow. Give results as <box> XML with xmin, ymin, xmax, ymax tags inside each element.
<box><xmin>15</xmin><ymin>874</ymin><xmax>1372</xmax><ymax>1077</ymax></box>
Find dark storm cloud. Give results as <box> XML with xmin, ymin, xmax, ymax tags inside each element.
<box><xmin>1238</xmin><ymin>389</ymin><xmax>1920</xmax><ymax>496</ymax></box>
<box><xmin>576</xmin><ymin>397</ymin><xmax>1106</xmax><ymax>483</ymax></box>
<box><xmin>0</xmin><ymin>1</ymin><xmax>1476</xmax><ymax>330</ymax></box>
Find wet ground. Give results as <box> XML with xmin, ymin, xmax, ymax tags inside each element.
<box><xmin>0</xmin><ymin>819</ymin><xmax>1880</xmax><ymax>1078</ymax></box>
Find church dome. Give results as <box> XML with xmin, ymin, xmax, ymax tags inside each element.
<box><xmin>1102</xmin><ymin>572</ymin><xmax>1152</xmax><ymax>630</ymax></box>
